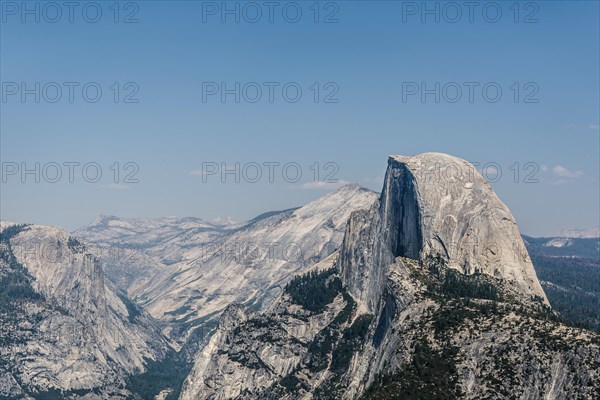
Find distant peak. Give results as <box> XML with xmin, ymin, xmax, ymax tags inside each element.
<box><xmin>0</xmin><ymin>220</ymin><xmax>19</xmax><ymax>232</ymax></box>
<box><xmin>557</xmin><ymin>227</ymin><xmax>600</xmax><ymax>238</ymax></box>
<box><xmin>333</xmin><ymin>183</ymin><xmax>362</xmax><ymax>191</ymax></box>
<box><xmin>211</xmin><ymin>216</ymin><xmax>237</xmax><ymax>226</ymax></box>
<box><xmin>90</xmin><ymin>214</ymin><xmax>119</xmax><ymax>225</ymax></box>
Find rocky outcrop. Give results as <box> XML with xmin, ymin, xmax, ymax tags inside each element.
<box><xmin>179</xmin><ymin>256</ymin><xmax>351</xmax><ymax>400</ymax></box>
<box><xmin>179</xmin><ymin>253</ymin><xmax>600</xmax><ymax>400</ymax></box>
<box><xmin>339</xmin><ymin>153</ymin><xmax>548</xmax><ymax>314</ymax></box>
<box><xmin>0</xmin><ymin>222</ymin><xmax>170</xmax><ymax>398</ymax></box>
<box><xmin>178</xmin><ymin>153</ymin><xmax>599</xmax><ymax>400</ymax></box>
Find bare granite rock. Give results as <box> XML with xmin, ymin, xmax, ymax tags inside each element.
<box><xmin>179</xmin><ymin>153</ymin><xmax>598</xmax><ymax>400</ymax></box>
<box><xmin>0</xmin><ymin>222</ymin><xmax>170</xmax><ymax>398</ymax></box>
<box><xmin>339</xmin><ymin>153</ymin><xmax>548</xmax><ymax>314</ymax></box>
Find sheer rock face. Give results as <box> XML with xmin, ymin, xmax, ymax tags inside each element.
<box><xmin>339</xmin><ymin>153</ymin><xmax>548</xmax><ymax>313</ymax></box>
<box><xmin>177</xmin><ymin>153</ymin><xmax>600</xmax><ymax>400</ymax></box>
<box><xmin>0</xmin><ymin>222</ymin><xmax>170</xmax><ymax>397</ymax></box>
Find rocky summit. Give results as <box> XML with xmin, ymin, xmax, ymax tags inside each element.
<box><xmin>180</xmin><ymin>153</ymin><xmax>599</xmax><ymax>400</ymax></box>
<box><xmin>339</xmin><ymin>153</ymin><xmax>548</xmax><ymax>314</ymax></box>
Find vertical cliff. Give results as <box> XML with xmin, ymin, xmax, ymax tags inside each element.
<box><xmin>339</xmin><ymin>153</ymin><xmax>548</xmax><ymax>314</ymax></box>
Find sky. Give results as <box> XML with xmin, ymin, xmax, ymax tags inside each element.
<box><xmin>1</xmin><ymin>0</ymin><xmax>599</xmax><ymax>236</ymax></box>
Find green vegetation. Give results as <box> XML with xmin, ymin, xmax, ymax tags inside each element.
<box><xmin>0</xmin><ymin>257</ymin><xmax>44</xmax><ymax>311</ymax></box>
<box><xmin>66</xmin><ymin>237</ymin><xmax>86</xmax><ymax>253</ymax></box>
<box><xmin>439</xmin><ymin>270</ymin><xmax>498</xmax><ymax>300</ymax></box>
<box><xmin>433</xmin><ymin>300</ymin><xmax>477</xmax><ymax>336</ymax></box>
<box><xmin>229</xmin><ymin>351</ymin><xmax>270</xmax><ymax>370</ymax></box>
<box><xmin>523</xmin><ymin>236</ymin><xmax>600</xmax><ymax>331</ymax></box>
<box><xmin>127</xmin><ymin>350</ymin><xmax>192</xmax><ymax>400</ymax></box>
<box><xmin>0</xmin><ymin>224</ymin><xmax>29</xmax><ymax>242</ymax></box>
<box><xmin>279</xmin><ymin>374</ymin><xmax>302</xmax><ymax>392</ymax></box>
<box><xmin>424</xmin><ymin>255</ymin><xmax>499</xmax><ymax>301</ymax></box>
<box><xmin>306</xmin><ymin>327</ymin><xmax>336</xmax><ymax>373</ymax></box>
<box><xmin>306</xmin><ymin>289</ymin><xmax>356</xmax><ymax>374</ymax></box>
<box><xmin>532</xmin><ymin>255</ymin><xmax>600</xmax><ymax>294</ymax></box>
<box><xmin>359</xmin><ymin>255</ymin><xmax>507</xmax><ymax>398</ymax></box>
<box><xmin>285</xmin><ymin>268</ymin><xmax>343</xmax><ymax>313</ymax></box>
<box><xmin>331</xmin><ymin>314</ymin><xmax>373</xmax><ymax>372</ymax></box>
<box><xmin>273</xmin><ymin>268</ymin><xmax>366</xmax><ymax>397</ymax></box>
<box><xmin>116</xmin><ymin>292</ymin><xmax>141</xmax><ymax>323</ymax></box>
<box><xmin>362</xmin><ymin>339</ymin><xmax>462</xmax><ymax>400</ymax></box>
<box><xmin>0</xmin><ymin>225</ymin><xmax>45</xmax><ymax>312</ymax></box>
<box><xmin>531</xmin><ymin>254</ymin><xmax>600</xmax><ymax>332</ymax></box>
<box><xmin>333</xmin><ymin>291</ymin><xmax>356</xmax><ymax>325</ymax></box>
<box><xmin>283</xmin><ymin>247</ymin><xmax>599</xmax><ymax>399</ymax></box>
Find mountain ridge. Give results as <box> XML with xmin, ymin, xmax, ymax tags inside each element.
<box><xmin>179</xmin><ymin>153</ymin><xmax>599</xmax><ymax>400</ymax></box>
<box><xmin>0</xmin><ymin>222</ymin><xmax>172</xmax><ymax>399</ymax></box>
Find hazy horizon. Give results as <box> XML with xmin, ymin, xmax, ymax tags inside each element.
<box><xmin>2</xmin><ymin>1</ymin><xmax>599</xmax><ymax>236</ymax></box>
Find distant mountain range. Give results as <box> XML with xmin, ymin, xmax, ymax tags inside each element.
<box><xmin>73</xmin><ymin>185</ymin><xmax>378</xmax><ymax>348</ymax></box>
<box><xmin>557</xmin><ymin>227</ymin><xmax>600</xmax><ymax>238</ymax></box>
<box><xmin>1</xmin><ymin>153</ymin><xmax>599</xmax><ymax>399</ymax></box>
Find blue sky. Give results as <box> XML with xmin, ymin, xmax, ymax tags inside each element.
<box><xmin>1</xmin><ymin>0</ymin><xmax>599</xmax><ymax>236</ymax></box>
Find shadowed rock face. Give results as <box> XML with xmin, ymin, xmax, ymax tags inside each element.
<box><xmin>339</xmin><ymin>153</ymin><xmax>548</xmax><ymax>313</ymax></box>
<box><xmin>382</xmin><ymin>157</ymin><xmax>423</xmax><ymax>261</ymax></box>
